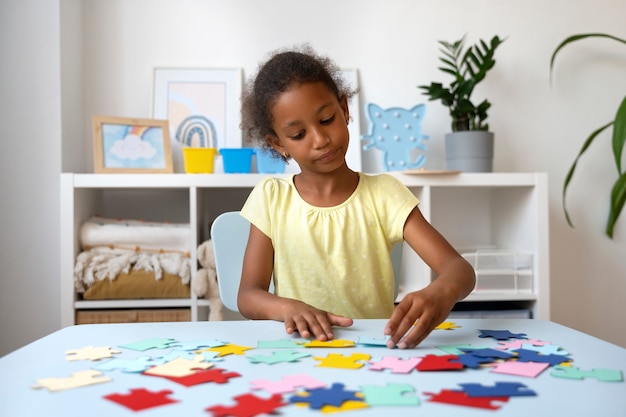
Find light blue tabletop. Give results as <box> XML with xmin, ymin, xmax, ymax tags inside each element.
<box><xmin>1</xmin><ymin>319</ymin><xmax>624</xmax><ymax>416</ymax></box>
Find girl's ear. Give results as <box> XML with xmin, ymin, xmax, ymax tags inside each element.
<box><xmin>266</xmin><ymin>134</ymin><xmax>285</xmax><ymax>155</ymax></box>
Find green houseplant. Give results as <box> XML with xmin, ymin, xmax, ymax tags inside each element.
<box><xmin>419</xmin><ymin>35</ymin><xmax>505</xmax><ymax>172</ymax></box>
<box><xmin>550</xmin><ymin>33</ymin><xmax>626</xmax><ymax>238</ymax></box>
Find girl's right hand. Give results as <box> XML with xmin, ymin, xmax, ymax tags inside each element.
<box><xmin>281</xmin><ymin>300</ymin><xmax>353</xmax><ymax>341</ymax></box>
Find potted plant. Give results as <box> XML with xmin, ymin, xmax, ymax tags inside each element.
<box><xmin>419</xmin><ymin>35</ymin><xmax>505</xmax><ymax>172</ymax></box>
<box><xmin>550</xmin><ymin>33</ymin><xmax>626</xmax><ymax>238</ymax></box>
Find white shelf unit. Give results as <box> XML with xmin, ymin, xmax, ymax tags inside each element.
<box><xmin>60</xmin><ymin>172</ymin><xmax>549</xmax><ymax>327</ymax></box>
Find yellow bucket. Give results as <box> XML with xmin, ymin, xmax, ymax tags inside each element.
<box><xmin>182</xmin><ymin>148</ymin><xmax>217</xmax><ymax>173</ymax></box>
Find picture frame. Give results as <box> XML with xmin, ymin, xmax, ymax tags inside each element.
<box><xmin>152</xmin><ymin>67</ymin><xmax>242</xmax><ymax>173</ymax></box>
<box><xmin>92</xmin><ymin>116</ymin><xmax>173</xmax><ymax>173</ymax></box>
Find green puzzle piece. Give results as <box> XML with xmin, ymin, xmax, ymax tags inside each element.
<box><xmin>360</xmin><ymin>383</ymin><xmax>420</xmax><ymax>406</ymax></box>
<box><xmin>551</xmin><ymin>365</ymin><xmax>623</xmax><ymax>382</ymax></box>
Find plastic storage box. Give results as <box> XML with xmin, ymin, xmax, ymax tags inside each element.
<box><xmin>220</xmin><ymin>148</ymin><xmax>255</xmax><ymax>173</ymax></box>
<box><xmin>182</xmin><ymin>148</ymin><xmax>217</xmax><ymax>173</ymax></box>
<box><xmin>255</xmin><ymin>148</ymin><xmax>286</xmax><ymax>173</ymax></box>
<box><xmin>462</xmin><ymin>250</ymin><xmax>534</xmax><ymax>293</ymax></box>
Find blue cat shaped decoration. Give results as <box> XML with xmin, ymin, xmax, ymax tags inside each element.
<box><xmin>361</xmin><ymin>103</ymin><xmax>429</xmax><ymax>171</ymax></box>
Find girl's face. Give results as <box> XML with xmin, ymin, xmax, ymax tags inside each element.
<box><xmin>267</xmin><ymin>82</ymin><xmax>350</xmax><ymax>174</ymax></box>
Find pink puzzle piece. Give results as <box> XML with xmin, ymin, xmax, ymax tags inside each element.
<box><xmin>368</xmin><ymin>356</ymin><xmax>421</xmax><ymax>374</ymax></box>
<box><xmin>496</xmin><ymin>338</ymin><xmax>549</xmax><ymax>350</ymax></box>
<box><xmin>488</xmin><ymin>360</ymin><xmax>550</xmax><ymax>378</ymax></box>
<box><xmin>250</xmin><ymin>374</ymin><xmax>327</xmax><ymax>394</ymax></box>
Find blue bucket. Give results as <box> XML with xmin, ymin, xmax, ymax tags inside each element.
<box><xmin>255</xmin><ymin>148</ymin><xmax>286</xmax><ymax>174</ymax></box>
<box><xmin>220</xmin><ymin>148</ymin><xmax>255</xmax><ymax>173</ymax></box>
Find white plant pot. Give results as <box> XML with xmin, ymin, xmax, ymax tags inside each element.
<box><xmin>445</xmin><ymin>131</ymin><xmax>494</xmax><ymax>172</ymax></box>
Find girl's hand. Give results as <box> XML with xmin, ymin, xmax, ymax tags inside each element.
<box><xmin>384</xmin><ymin>285</ymin><xmax>457</xmax><ymax>349</ymax></box>
<box><xmin>282</xmin><ymin>300</ymin><xmax>353</xmax><ymax>340</ymax></box>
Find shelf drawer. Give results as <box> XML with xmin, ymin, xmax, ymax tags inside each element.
<box><xmin>75</xmin><ymin>308</ymin><xmax>190</xmax><ymax>324</ymax></box>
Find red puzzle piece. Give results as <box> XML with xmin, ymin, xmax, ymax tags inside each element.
<box><xmin>161</xmin><ymin>367</ymin><xmax>241</xmax><ymax>386</ymax></box>
<box><xmin>425</xmin><ymin>389</ymin><xmax>509</xmax><ymax>410</ymax></box>
<box><xmin>104</xmin><ymin>388</ymin><xmax>179</xmax><ymax>411</ymax></box>
<box><xmin>206</xmin><ymin>393</ymin><xmax>287</xmax><ymax>417</ymax></box>
<box><xmin>416</xmin><ymin>354</ymin><xmax>464</xmax><ymax>371</ymax></box>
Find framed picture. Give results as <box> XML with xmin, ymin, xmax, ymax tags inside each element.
<box><xmin>92</xmin><ymin>116</ymin><xmax>173</xmax><ymax>173</ymax></box>
<box><xmin>152</xmin><ymin>68</ymin><xmax>242</xmax><ymax>173</ymax></box>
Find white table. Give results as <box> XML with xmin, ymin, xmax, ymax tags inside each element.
<box><xmin>1</xmin><ymin>319</ymin><xmax>624</xmax><ymax>416</ymax></box>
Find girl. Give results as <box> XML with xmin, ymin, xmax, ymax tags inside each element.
<box><xmin>238</xmin><ymin>45</ymin><xmax>475</xmax><ymax>349</ymax></box>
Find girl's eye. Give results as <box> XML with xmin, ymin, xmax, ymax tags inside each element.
<box><xmin>289</xmin><ymin>131</ymin><xmax>305</xmax><ymax>140</ymax></box>
<box><xmin>321</xmin><ymin>114</ymin><xmax>335</xmax><ymax>125</ymax></box>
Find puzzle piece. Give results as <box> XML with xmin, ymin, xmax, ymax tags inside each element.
<box><xmin>93</xmin><ymin>356</ymin><xmax>156</xmax><ymax>373</ymax></box>
<box><xmin>200</xmin><ymin>343</ymin><xmax>253</xmax><ymax>357</ymax></box>
<box><xmin>161</xmin><ymin>368</ymin><xmax>241</xmax><ymax>386</ymax></box>
<box><xmin>459</xmin><ymin>382</ymin><xmax>537</xmax><ymax>397</ymax></box>
<box><xmin>206</xmin><ymin>393</ymin><xmax>286</xmax><ymax>417</ymax></box>
<box><xmin>166</xmin><ymin>339</ymin><xmax>227</xmax><ymax>351</ymax></box>
<box><xmin>104</xmin><ymin>388</ymin><xmax>178</xmax><ymax>411</ymax></box>
<box><xmin>424</xmin><ymin>389</ymin><xmax>509</xmax><ymax>410</ymax></box>
<box><xmin>302</xmin><ymin>339</ymin><xmax>355</xmax><ymax>348</ymax></box>
<box><xmin>356</xmin><ymin>335</ymin><xmax>391</xmax><ymax>347</ymax></box>
<box><xmin>488</xmin><ymin>360</ymin><xmax>550</xmax><ymax>378</ymax></box>
<box><xmin>550</xmin><ymin>365</ymin><xmax>624</xmax><ymax>382</ymax></box>
<box><xmin>478</xmin><ymin>330</ymin><xmax>527</xmax><ymax>341</ymax></box>
<box><xmin>360</xmin><ymin>383</ymin><xmax>420</xmax><ymax>406</ymax></box>
<box><xmin>460</xmin><ymin>347</ymin><xmax>514</xmax><ymax>360</ymax></box>
<box><xmin>250</xmin><ymin>374</ymin><xmax>326</xmax><ymax>394</ymax></box>
<box><xmin>33</xmin><ymin>370</ymin><xmax>111</xmax><ymax>392</ymax></box>
<box><xmin>513</xmin><ymin>348</ymin><xmax>571</xmax><ymax>366</ymax></box>
<box><xmin>65</xmin><ymin>346</ymin><xmax>121</xmax><ymax>361</ymax></box>
<box><xmin>496</xmin><ymin>338</ymin><xmax>550</xmax><ymax>350</ymax></box>
<box><xmin>517</xmin><ymin>343</ymin><xmax>569</xmax><ymax>356</ymax></box>
<box><xmin>416</xmin><ymin>354</ymin><xmax>464</xmax><ymax>371</ymax></box>
<box><xmin>456</xmin><ymin>353</ymin><xmax>496</xmax><ymax>369</ymax></box>
<box><xmin>290</xmin><ymin>383</ymin><xmax>363</xmax><ymax>409</ymax></box>
<box><xmin>247</xmin><ymin>350</ymin><xmax>310</xmax><ymax>364</ymax></box>
<box><xmin>368</xmin><ymin>356</ymin><xmax>421</xmax><ymax>373</ymax></box>
<box><xmin>143</xmin><ymin>355</ymin><xmax>213</xmax><ymax>377</ymax></box>
<box><xmin>257</xmin><ymin>338</ymin><xmax>305</xmax><ymax>349</ymax></box>
<box><xmin>313</xmin><ymin>353</ymin><xmax>371</xmax><ymax>369</ymax></box>
<box><xmin>435</xmin><ymin>321</ymin><xmax>460</xmax><ymax>330</ymax></box>
<box><xmin>437</xmin><ymin>343</ymin><xmax>487</xmax><ymax>355</ymax></box>
<box><xmin>119</xmin><ymin>338</ymin><xmax>177</xmax><ymax>351</ymax></box>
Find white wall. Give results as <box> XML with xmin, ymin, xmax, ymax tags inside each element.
<box><xmin>0</xmin><ymin>0</ymin><xmax>62</xmax><ymax>355</ymax></box>
<box><xmin>1</xmin><ymin>0</ymin><xmax>625</xmax><ymax>356</ymax></box>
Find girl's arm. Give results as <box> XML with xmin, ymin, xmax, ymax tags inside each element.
<box><xmin>237</xmin><ymin>224</ymin><xmax>353</xmax><ymax>340</ymax></box>
<box><xmin>384</xmin><ymin>206</ymin><xmax>476</xmax><ymax>349</ymax></box>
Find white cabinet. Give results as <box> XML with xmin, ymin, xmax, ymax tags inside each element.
<box><xmin>60</xmin><ymin>172</ymin><xmax>549</xmax><ymax>327</ymax></box>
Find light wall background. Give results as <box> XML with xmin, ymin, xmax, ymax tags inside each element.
<box><xmin>1</xmin><ymin>0</ymin><xmax>625</xmax><ymax>356</ymax></box>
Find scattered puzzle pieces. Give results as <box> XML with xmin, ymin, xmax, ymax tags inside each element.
<box><xmin>550</xmin><ymin>365</ymin><xmax>623</xmax><ymax>382</ymax></box>
<box><xmin>104</xmin><ymin>388</ymin><xmax>178</xmax><ymax>411</ymax></box>
<box><xmin>360</xmin><ymin>383</ymin><xmax>420</xmax><ymax>406</ymax></box>
<box><xmin>247</xmin><ymin>350</ymin><xmax>310</xmax><ymax>365</ymax></box>
<box><xmin>206</xmin><ymin>393</ymin><xmax>286</xmax><ymax>417</ymax></box>
<box><xmin>65</xmin><ymin>346</ymin><xmax>121</xmax><ymax>361</ymax></box>
<box><xmin>290</xmin><ymin>383</ymin><xmax>363</xmax><ymax>409</ymax></box>
<box><xmin>119</xmin><ymin>338</ymin><xmax>177</xmax><ymax>351</ymax></box>
<box><xmin>33</xmin><ymin>370</ymin><xmax>111</xmax><ymax>392</ymax></box>
<box><xmin>143</xmin><ymin>355</ymin><xmax>212</xmax><ymax>378</ymax></box>
<box><xmin>313</xmin><ymin>353</ymin><xmax>371</xmax><ymax>369</ymax></box>
<box><xmin>478</xmin><ymin>330</ymin><xmax>527</xmax><ymax>341</ymax></box>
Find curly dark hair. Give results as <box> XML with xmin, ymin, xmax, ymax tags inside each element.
<box><xmin>240</xmin><ymin>44</ymin><xmax>358</xmax><ymax>159</ymax></box>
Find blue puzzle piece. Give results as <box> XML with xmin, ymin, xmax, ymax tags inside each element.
<box><xmin>166</xmin><ymin>339</ymin><xmax>227</xmax><ymax>351</ymax></box>
<box><xmin>478</xmin><ymin>330</ymin><xmax>527</xmax><ymax>341</ymax></box>
<box><xmin>459</xmin><ymin>382</ymin><xmax>537</xmax><ymax>397</ymax></box>
<box><xmin>460</xmin><ymin>348</ymin><xmax>514</xmax><ymax>359</ymax></box>
<box><xmin>456</xmin><ymin>353</ymin><xmax>496</xmax><ymax>368</ymax></box>
<box><xmin>248</xmin><ymin>350</ymin><xmax>311</xmax><ymax>365</ymax></box>
<box><xmin>289</xmin><ymin>383</ymin><xmax>363</xmax><ymax>409</ymax></box>
<box><xmin>93</xmin><ymin>356</ymin><xmax>156</xmax><ymax>373</ymax></box>
<box><xmin>514</xmin><ymin>349</ymin><xmax>571</xmax><ymax>366</ymax></box>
